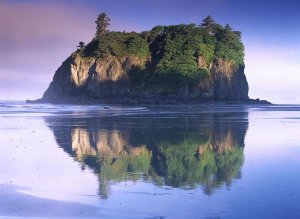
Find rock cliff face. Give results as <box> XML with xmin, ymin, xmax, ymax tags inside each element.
<box><xmin>40</xmin><ymin>53</ymin><xmax>249</xmax><ymax>103</ymax></box>
<box><xmin>42</xmin><ymin>53</ymin><xmax>146</xmax><ymax>103</ymax></box>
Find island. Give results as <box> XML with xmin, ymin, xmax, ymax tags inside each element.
<box><xmin>29</xmin><ymin>13</ymin><xmax>268</xmax><ymax>104</ymax></box>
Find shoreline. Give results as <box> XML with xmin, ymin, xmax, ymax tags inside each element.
<box><xmin>26</xmin><ymin>97</ymin><xmax>271</xmax><ymax>106</ymax></box>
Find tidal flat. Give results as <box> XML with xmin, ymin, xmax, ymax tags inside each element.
<box><xmin>0</xmin><ymin>102</ymin><xmax>299</xmax><ymax>219</ymax></box>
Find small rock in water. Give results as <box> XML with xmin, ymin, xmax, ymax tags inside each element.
<box><xmin>104</xmin><ymin>106</ymin><xmax>110</xmax><ymax>109</ymax></box>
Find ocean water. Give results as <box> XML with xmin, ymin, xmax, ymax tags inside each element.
<box><xmin>0</xmin><ymin>101</ymin><xmax>299</xmax><ymax>219</ymax></box>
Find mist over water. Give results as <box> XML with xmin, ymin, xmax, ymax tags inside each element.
<box><xmin>0</xmin><ymin>102</ymin><xmax>299</xmax><ymax>218</ymax></box>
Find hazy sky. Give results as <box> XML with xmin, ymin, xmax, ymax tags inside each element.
<box><xmin>0</xmin><ymin>0</ymin><xmax>299</xmax><ymax>103</ymax></box>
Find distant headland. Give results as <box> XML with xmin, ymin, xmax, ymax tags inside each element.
<box><xmin>29</xmin><ymin>13</ymin><xmax>269</xmax><ymax>105</ymax></box>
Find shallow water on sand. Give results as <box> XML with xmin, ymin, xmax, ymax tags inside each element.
<box><xmin>0</xmin><ymin>102</ymin><xmax>299</xmax><ymax>219</ymax></box>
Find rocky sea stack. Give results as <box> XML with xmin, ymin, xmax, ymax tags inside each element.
<box><xmin>31</xmin><ymin>14</ymin><xmax>267</xmax><ymax>104</ymax></box>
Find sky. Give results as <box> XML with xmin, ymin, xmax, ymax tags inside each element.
<box><xmin>0</xmin><ymin>0</ymin><xmax>299</xmax><ymax>103</ymax></box>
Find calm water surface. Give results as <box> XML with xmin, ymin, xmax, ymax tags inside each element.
<box><xmin>0</xmin><ymin>102</ymin><xmax>299</xmax><ymax>219</ymax></box>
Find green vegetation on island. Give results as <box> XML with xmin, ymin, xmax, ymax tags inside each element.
<box><xmin>76</xmin><ymin>13</ymin><xmax>245</xmax><ymax>93</ymax></box>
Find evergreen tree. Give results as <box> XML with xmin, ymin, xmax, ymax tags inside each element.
<box><xmin>77</xmin><ymin>41</ymin><xmax>85</xmax><ymax>49</ymax></box>
<box><xmin>224</xmin><ymin>24</ymin><xmax>233</xmax><ymax>31</ymax></box>
<box><xmin>233</xmin><ymin>31</ymin><xmax>242</xmax><ymax>39</ymax></box>
<box><xmin>95</xmin><ymin>13</ymin><xmax>111</xmax><ymax>39</ymax></box>
<box><xmin>200</xmin><ymin>15</ymin><xmax>216</xmax><ymax>35</ymax></box>
<box><xmin>76</xmin><ymin>41</ymin><xmax>85</xmax><ymax>55</ymax></box>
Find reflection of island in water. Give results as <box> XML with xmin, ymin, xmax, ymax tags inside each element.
<box><xmin>45</xmin><ymin>110</ymin><xmax>248</xmax><ymax>198</ymax></box>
